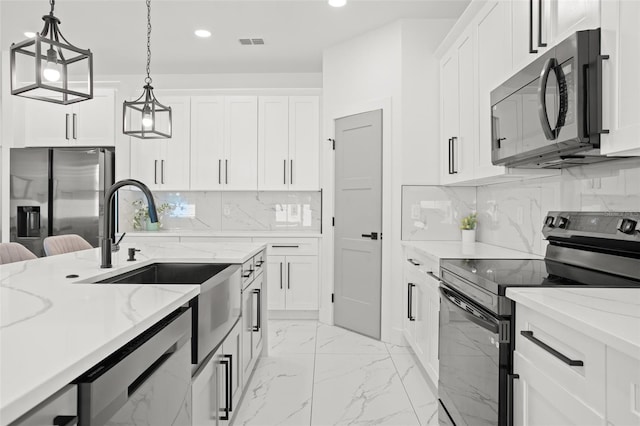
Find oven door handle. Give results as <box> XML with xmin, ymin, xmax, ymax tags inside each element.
<box><xmin>439</xmin><ymin>286</ymin><xmax>499</xmax><ymax>334</ymax></box>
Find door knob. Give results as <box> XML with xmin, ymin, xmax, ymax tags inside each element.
<box><xmin>361</xmin><ymin>232</ymin><xmax>379</xmax><ymax>240</ymax></box>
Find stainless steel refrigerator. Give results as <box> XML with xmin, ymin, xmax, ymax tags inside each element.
<box><xmin>10</xmin><ymin>148</ymin><xmax>115</xmax><ymax>257</ymax></box>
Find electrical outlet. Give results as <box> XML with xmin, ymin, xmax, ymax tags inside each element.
<box><xmin>223</xmin><ymin>204</ymin><xmax>231</xmax><ymax>216</ymax></box>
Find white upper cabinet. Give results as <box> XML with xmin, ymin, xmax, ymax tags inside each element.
<box><xmin>600</xmin><ymin>0</ymin><xmax>640</xmax><ymax>156</ymax></box>
<box><xmin>550</xmin><ymin>0</ymin><xmax>600</xmax><ymax>43</ymax></box>
<box><xmin>224</xmin><ymin>96</ymin><xmax>258</xmax><ymax>191</ymax></box>
<box><xmin>258</xmin><ymin>96</ymin><xmax>320</xmax><ymax>191</ymax></box>
<box><xmin>440</xmin><ymin>29</ymin><xmax>476</xmax><ymax>184</ymax></box>
<box><xmin>475</xmin><ymin>0</ymin><xmax>513</xmax><ymax>180</ymax></box>
<box><xmin>258</xmin><ymin>96</ymin><xmax>290</xmax><ymax>190</ymax></box>
<box><xmin>288</xmin><ymin>96</ymin><xmax>320</xmax><ymax>191</ymax></box>
<box><xmin>130</xmin><ymin>96</ymin><xmax>190</xmax><ymax>190</ymax></box>
<box><xmin>190</xmin><ymin>96</ymin><xmax>225</xmax><ymax>190</ymax></box>
<box><xmin>24</xmin><ymin>88</ymin><xmax>115</xmax><ymax>147</ymax></box>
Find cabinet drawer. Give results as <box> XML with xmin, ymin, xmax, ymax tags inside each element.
<box><xmin>606</xmin><ymin>347</ymin><xmax>640</xmax><ymax>426</ymax></box>
<box><xmin>515</xmin><ymin>305</ymin><xmax>605</xmax><ymax>414</ymax></box>
<box><xmin>254</xmin><ymin>238</ymin><xmax>318</xmax><ymax>256</ymax></box>
<box><xmin>11</xmin><ymin>384</ymin><xmax>77</xmax><ymax>426</ymax></box>
<box><xmin>253</xmin><ymin>250</ymin><xmax>266</xmax><ymax>277</ymax></box>
<box><xmin>179</xmin><ymin>236</ymin><xmax>252</xmax><ymax>243</ymax></box>
<box><xmin>242</xmin><ymin>257</ymin><xmax>255</xmax><ymax>288</ymax></box>
<box><xmin>404</xmin><ymin>247</ymin><xmax>439</xmax><ymax>276</ymax></box>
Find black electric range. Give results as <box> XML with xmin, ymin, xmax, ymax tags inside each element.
<box><xmin>437</xmin><ymin>211</ymin><xmax>640</xmax><ymax>426</ymax></box>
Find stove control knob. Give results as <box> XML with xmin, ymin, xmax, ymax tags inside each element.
<box><xmin>544</xmin><ymin>216</ymin><xmax>555</xmax><ymax>227</ymax></box>
<box><xmin>617</xmin><ymin>218</ymin><xmax>638</xmax><ymax>235</ymax></box>
<box><xmin>557</xmin><ymin>216</ymin><xmax>569</xmax><ymax>229</ymax></box>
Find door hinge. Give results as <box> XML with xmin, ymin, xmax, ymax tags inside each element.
<box><xmin>331</xmin><ymin>293</ymin><xmax>334</xmax><ymax>303</ymax></box>
<box><xmin>332</xmin><ymin>217</ymin><xmax>335</xmax><ymax>227</ymax></box>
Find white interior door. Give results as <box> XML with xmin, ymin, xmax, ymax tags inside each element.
<box><xmin>333</xmin><ymin>110</ymin><xmax>383</xmax><ymax>340</ymax></box>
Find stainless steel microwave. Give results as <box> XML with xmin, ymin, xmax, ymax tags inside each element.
<box><xmin>490</xmin><ymin>29</ymin><xmax>611</xmax><ymax>169</ymax></box>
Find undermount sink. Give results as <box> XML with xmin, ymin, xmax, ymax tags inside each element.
<box><xmin>95</xmin><ymin>263</ymin><xmax>232</xmax><ymax>285</ymax></box>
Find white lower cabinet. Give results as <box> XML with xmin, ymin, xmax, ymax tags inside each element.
<box><xmin>513</xmin><ymin>351</ymin><xmax>604</xmax><ymax>426</ymax></box>
<box><xmin>192</xmin><ymin>345</ymin><xmax>221</xmax><ymax>426</ymax></box>
<box><xmin>267</xmin><ymin>255</ymin><xmax>319</xmax><ymax>311</ymax></box>
<box><xmin>513</xmin><ymin>302</ymin><xmax>639</xmax><ymax>426</ymax></box>
<box><xmin>242</xmin><ymin>273</ymin><xmax>264</xmax><ymax>387</ymax></box>
<box><xmin>402</xmin><ymin>247</ymin><xmax>440</xmax><ymax>385</ymax></box>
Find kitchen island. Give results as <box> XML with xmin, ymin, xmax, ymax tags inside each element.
<box><xmin>0</xmin><ymin>241</ymin><xmax>266</xmax><ymax>425</ymax></box>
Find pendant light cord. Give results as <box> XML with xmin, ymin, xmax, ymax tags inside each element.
<box><xmin>49</xmin><ymin>0</ymin><xmax>55</xmax><ymax>15</ymax></box>
<box><xmin>145</xmin><ymin>0</ymin><xmax>152</xmax><ymax>85</ymax></box>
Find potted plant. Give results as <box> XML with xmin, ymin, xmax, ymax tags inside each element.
<box><xmin>131</xmin><ymin>199</ymin><xmax>174</xmax><ymax>231</ymax></box>
<box><xmin>460</xmin><ymin>212</ymin><xmax>477</xmax><ymax>244</ymax></box>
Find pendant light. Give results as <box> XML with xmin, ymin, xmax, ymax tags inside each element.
<box><xmin>123</xmin><ymin>0</ymin><xmax>172</xmax><ymax>139</ymax></box>
<box><xmin>10</xmin><ymin>0</ymin><xmax>93</xmax><ymax>104</ymax></box>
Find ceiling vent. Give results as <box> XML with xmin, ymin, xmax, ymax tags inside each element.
<box><xmin>239</xmin><ymin>38</ymin><xmax>264</xmax><ymax>45</ymax></box>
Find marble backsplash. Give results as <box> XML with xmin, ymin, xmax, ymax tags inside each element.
<box><xmin>117</xmin><ymin>190</ymin><xmax>321</xmax><ymax>233</ymax></box>
<box><xmin>402</xmin><ymin>186</ymin><xmax>476</xmax><ymax>240</ymax></box>
<box><xmin>476</xmin><ymin>158</ymin><xmax>640</xmax><ymax>255</ymax></box>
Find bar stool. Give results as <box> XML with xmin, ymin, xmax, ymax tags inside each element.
<box><xmin>0</xmin><ymin>242</ymin><xmax>38</xmax><ymax>265</ymax></box>
<box><xmin>43</xmin><ymin>234</ymin><xmax>93</xmax><ymax>256</ymax></box>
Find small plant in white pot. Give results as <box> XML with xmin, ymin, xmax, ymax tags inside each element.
<box><xmin>460</xmin><ymin>212</ymin><xmax>477</xmax><ymax>244</ymax></box>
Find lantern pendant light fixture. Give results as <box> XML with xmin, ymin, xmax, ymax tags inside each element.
<box><xmin>10</xmin><ymin>0</ymin><xmax>93</xmax><ymax>104</ymax></box>
<box><xmin>123</xmin><ymin>0</ymin><xmax>171</xmax><ymax>139</ymax></box>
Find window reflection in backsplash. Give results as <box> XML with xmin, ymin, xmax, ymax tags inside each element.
<box><xmin>118</xmin><ymin>190</ymin><xmax>321</xmax><ymax>233</ymax></box>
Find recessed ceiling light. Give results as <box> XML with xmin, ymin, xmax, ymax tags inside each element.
<box><xmin>194</xmin><ymin>29</ymin><xmax>212</xmax><ymax>38</ymax></box>
<box><xmin>328</xmin><ymin>0</ymin><xmax>347</xmax><ymax>7</ymax></box>
<box><xmin>24</xmin><ymin>31</ymin><xmax>36</xmax><ymax>38</ymax></box>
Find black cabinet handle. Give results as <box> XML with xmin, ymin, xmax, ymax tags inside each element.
<box><xmin>255</xmin><ymin>260</ymin><xmax>264</xmax><ymax>267</ymax></box>
<box><xmin>219</xmin><ymin>159</ymin><xmax>222</xmax><ymax>185</ymax></box>
<box><xmin>161</xmin><ymin>160</ymin><xmax>165</xmax><ymax>184</ymax></box>
<box><xmin>279</xmin><ymin>262</ymin><xmax>283</xmax><ymax>289</ymax></box>
<box><xmin>448</xmin><ymin>138</ymin><xmax>453</xmax><ymax>174</ymax></box>
<box><xmin>537</xmin><ymin>0</ymin><xmax>547</xmax><ymax>48</ymax></box>
<box><xmin>407</xmin><ymin>283</ymin><xmax>416</xmax><ymax>321</ymax></box>
<box><xmin>65</xmin><ymin>114</ymin><xmax>70</xmax><ymax>140</ymax></box>
<box><xmin>287</xmin><ymin>263</ymin><xmax>291</xmax><ymax>289</ymax></box>
<box><xmin>252</xmin><ymin>288</ymin><xmax>261</xmax><ymax>331</ymax></box>
<box><xmin>426</xmin><ymin>271</ymin><xmax>442</xmax><ymax>282</ymax></box>
<box><xmin>272</xmin><ymin>245</ymin><xmax>299</xmax><ymax>248</ymax></box>
<box><xmin>243</xmin><ymin>268</ymin><xmax>254</xmax><ymax>278</ymax></box>
<box><xmin>225</xmin><ymin>159</ymin><xmax>228</xmax><ymax>184</ymax></box>
<box><xmin>219</xmin><ymin>358</ymin><xmax>230</xmax><ymax>420</ymax></box>
<box><xmin>451</xmin><ymin>137</ymin><xmax>458</xmax><ymax>174</ymax></box>
<box><xmin>223</xmin><ymin>354</ymin><xmax>233</xmax><ymax>412</ymax></box>
<box><xmin>290</xmin><ymin>159</ymin><xmax>294</xmax><ymax>185</ymax></box>
<box><xmin>520</xmin><ymin>330</ymin><xmax>584</xmax><ymax>366</ymax></box>
<box><xmin>407</xmin><ymin>258</ymin><xmax>421</xmax><ymax>266</ymax></box>
<box><xmin>284</xmin><ymin>159</ymin><xmax>287</xmax><ymax>185</ymax></box>
<box><xmin>53</xmin><ymin>415</ymin><xmax>78</xmax><ymax>426</ymax></box>
<box><xmin>154</xmin><ymin>160</ymin><xmax>158</xmax><ymax>184</ymax></box>
<box><xmin>529</xmin><ymin>0</ymin><xmax>538</xmax><ymax>53</ymax></box>
<box><xmin>73</xmin><ymin>113</ymin><xmax>77</xmax><ymax>139</ymax></box>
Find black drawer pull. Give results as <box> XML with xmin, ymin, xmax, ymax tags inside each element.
<box><xmin>407</xmin><ymin>283</ymin><xmax>416</xmax><ymax>321</ymax></box>
<box><xmin>272</xmin><ymin>245</ymin><xmax>299</xmax><ymax>248</ymax></box>
<box><xmin>520</xmin><ymin>330</ymin><xmax>584</xmax><ymax>366</ymax></box>
<box><xmin>426</xmin><ymin>271</ymin><xmax>441</xmax><ymax>282</ymax></box>
<box><xmin>407</xmin><ymin>258</ymin><xmax>420</xmax><ymax>266</ymax></box>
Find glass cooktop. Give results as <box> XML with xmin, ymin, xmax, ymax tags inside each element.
<box><xmin>441</xmin><ymin>258</ymin><xmax>640</xmax><ymax>295</ymax></box>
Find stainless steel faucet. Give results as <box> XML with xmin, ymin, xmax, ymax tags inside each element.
<box><xmin>101</xmin><ymin>179</ymin><xmax>158</xmax><ymax>268</ymax></box>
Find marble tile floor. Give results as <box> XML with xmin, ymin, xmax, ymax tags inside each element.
<box><xmin>233</xmin><ymin>321</ymin><xmax>440</xmax><ymax>426</ymax></box>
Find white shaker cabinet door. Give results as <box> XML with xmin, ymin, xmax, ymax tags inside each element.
<box><xmin>440</xmin><ymin>49</ymin><xmax>460</xmax><ymax>185</ymax></box>
<box><xmin>550</xmin><ymin>0</ymin><xmax>600</xmax><ymax>44</ymax></box>
<box><xmin>158</xmin><ymin>96</ymin><xmax>191</xmax><ymax>190</ymax></box>
<box><xmin>191</xmin><ymin>96</ymin><xmax>225</xmax><ymax>190</ymax></box>
<box><xmin>24</xmin><ymin>101</ymin><xmax>72</xmax><ymax>147</ymax></box>
<box><xmin>258</xmin><ymin>96</ymin><xmax>289</xmax><ymax>190</ymax></box>
<box><xmin>191</xmin><ymin>348</ymin><xmax>220</xmax><ymax>426</ymax></box>
<box><xmin>289</xmin><ymin>96</ymin><xmax>320</xmax><ymax>191</ymax></box>
<box><xmin>284</xmin><ymin>255</ymin><xmax>319</xmax><ymax>310</ymax></box>
<box><xmin>224</xmin><ymin>96</ymin><xmax>258</xmax><ymax>190</ymax></box>
<box><xmin>600</xmin><ymin>0</ymin><xmax>640</xmax><ymax>156</ymax></box>
<box><xmin>74</xmin><ymin>89</ymin><xmax>115</xmax><ymax>147</ymax></box>
<box><xmin>130</xmin><ymin>139</ymin><xmax>162</xmax><ymax>190</ymax></box>
<box><xmin>267</xmin><ymin>255</ymin><xmax>287</xmax><ymax>310</ymax></box>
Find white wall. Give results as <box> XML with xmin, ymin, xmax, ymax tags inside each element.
<box><xmin>321</xmin><ymin>19</ymin><xmax>452</xmax><ymax>344</ymax></box>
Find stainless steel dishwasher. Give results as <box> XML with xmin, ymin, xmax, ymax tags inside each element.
<box><xmin>76</xmin><ymin>308</ymin><xmax>192</xmax><ymax>426</ymax></box>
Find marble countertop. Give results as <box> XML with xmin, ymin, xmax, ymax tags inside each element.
<box><xmin>0</xmin><ymin>241</ymin><xmax>265</xmax><ymax>425</ymax></box>
<box><xmin>121</xmin><ymin>230</ymin><xmax>323</xmax><ymax>238</ymax></box>
<box><xmin>507</xmin><ymin>287</ymin><xmax>640</xmax><ymax>359</ymax></box>
<box><xmin>402</xmin><ymin>241</ymin><xmax>542</xmax><ymax>261</ymax></box>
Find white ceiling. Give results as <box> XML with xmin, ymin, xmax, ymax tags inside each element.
<box><xmin>1</xmin><ymin>0</ymin><xmax>469</xmax><ymax>75</ymax></box>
